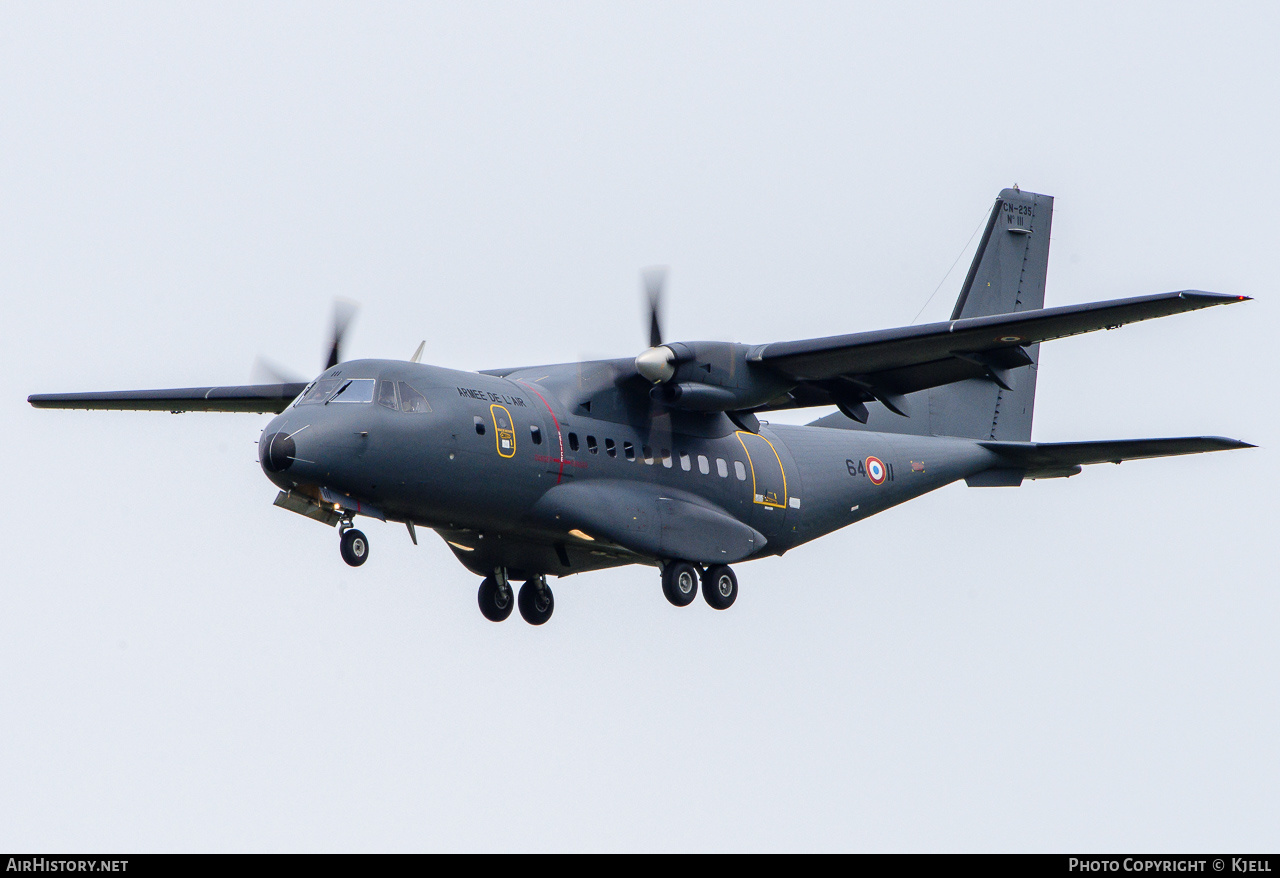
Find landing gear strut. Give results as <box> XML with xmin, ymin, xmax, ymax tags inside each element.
<box><xmin>661</xmin><ymin>561</ymin><xmax>700</xmax><ymax>607</ymax></box>
<box><xmin>478</xmin><ymin>572</ymin><xmax>514</xmax><ymax>622</ymax></box>
<box><xmin>518</xmin><ymin>575</ymin><xmax>554</xmax><ymax>625</ymax></box>
<box><xmin>701</xmin><ymin>564</ymin><xmax>737</xmax><ymax>610</ymax></box>
<box><xmin>339</xmin><ymin>520</ymin><xmax>369</xmax><ymax>567</ymax></box>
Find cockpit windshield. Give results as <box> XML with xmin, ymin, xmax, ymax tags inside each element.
<box><xmin>296</xmin><ymin>378</ymin><xmax>342</xmax><ymax>405</ymax></box>
<box><xmin>327</xmin><ymin>378</ymin><xmax>376</xmax><ymax>403</ymax></box>
<box><xmin>296</xmin><ymin>377</ymin><xmax>376</xmax><ymax>405</ymax></box>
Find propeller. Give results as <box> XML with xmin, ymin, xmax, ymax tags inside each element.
<box><xmin>644</xmin><ymin>266</ymin><xmax>666</xmax><ymax>348</ymax></box>
<box><xmin>636</xmin><ymin>267</ymin><xmax>678</xmax><ymax>385</ymax></box>
<box><xmin>326</xmin><ymin>298</ymin><xmax>359</xmax><ymax>370</ymax></box>
<box><xmin>251</xmin><ymin>299</ymin><xmax>360</xmax><ymax>384</ymax></box>
<box><xmin>250</xmin><ymin>356</ymin><xmax>305</xmax><ymax>386</ymax></box>
<box><xmin>638</xmin><ymin>269</ymin><xmax>678</xmax><ymax>449</ymax></box>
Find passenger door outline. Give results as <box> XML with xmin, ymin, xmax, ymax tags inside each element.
<box><xmin>735</xmin><ymin>431</ymin><xmax>787</xmax><ymax>508</ymax></box>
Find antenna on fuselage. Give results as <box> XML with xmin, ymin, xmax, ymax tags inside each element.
<box><xmin>410</xmin><ymin>341</ymin><xmax>426</xmax><ymax>364</ymax></box>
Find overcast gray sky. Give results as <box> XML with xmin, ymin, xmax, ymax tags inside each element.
<box><xmin>3</xmin><ymin>1</ymin><xmax>1276</xmax><ymax>852</ymax></box>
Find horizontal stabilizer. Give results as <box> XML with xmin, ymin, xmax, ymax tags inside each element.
<box><xmin>28</xmin><ymin>383</ymin><xmax>307</xmax><ymax>413</ymax></box>
<box><xmin>976</xmin><ymin>436</ymin><xmax>1254</xmax><ymax>481</ymax></box>
<box><xmin>531</xmin><ymin>480</ymin><xmax>766</xmax><ymax>564</ymax></box>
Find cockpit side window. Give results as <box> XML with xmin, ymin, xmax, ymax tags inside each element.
<box><xmin>296</xmin><ymin>378</ymin><xmax>343</xmax><ymax>405</ymax></box>
<box><xmin>327</xmin><ymin>378</ymin><xmax>376</xmax><ymax>403</ymax></box>
<box><xmin>377</xmin><ymin>380</ymin><xmax>399</xmax><ymax>411</ymax></box>
<box><xmin>397</xmin><ymin>381</ymin><xmax>432</xmax><ymax>413</ymax></box>
<box><xmin>291</xmin><ymin>382</ymin><xmax>314</xmax><ymax>408</ymax></box>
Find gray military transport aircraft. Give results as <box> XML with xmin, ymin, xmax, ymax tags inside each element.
<box><xmin>30</xmin><ymin>188</ymin><xmax>1253</xmax><ymax>625</ymax></box>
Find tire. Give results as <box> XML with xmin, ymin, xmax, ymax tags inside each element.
<box><xmin>701</xmin><ymin>564</ymin><xmax>737</xmax><ymax>610</ymax></box>
<box><xmin>477</xmin><ymin>576</ymin><xmax>514</xmax><ymax>622</ymax></box>
<box><xmin>340</xmin><ymin>528</ymin><xmax>369</xmax><ymax>567</ymax></box>
<box><xmin>517</xmin><ymin>580</ymin><xmax>554</xmax><ymax>625</ymax></box>
<box><xmin>661</xmin><ymin>561</ymin><xmax>700</xmax><ymax>607</ymax></box>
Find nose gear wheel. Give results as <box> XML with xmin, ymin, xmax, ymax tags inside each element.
<box><xmin>340</xmin><ymin>528</ymin><xmax>369</xmax><ymax>567</ymax></box>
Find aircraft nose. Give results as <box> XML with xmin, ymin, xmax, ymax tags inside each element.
<box><xmin>260</xmin><ymin>429</ymin><xmax>296</xmax><ymax>473</ymax></box>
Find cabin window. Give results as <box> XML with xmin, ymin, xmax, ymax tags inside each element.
<box><xmin>377</xmin><ymin>380</ymin><xmax>399</xmax><ymax>410</ymax></box>
<box><xmin>716</xmin><ymin>458</ymin><xmax>728</xmax><ymax>478</ymax></box>
<box><xmin>680</xmin><ymin>453</ymin><xmax>691</xmax><ymax>471</ymax></box>
<box><xmin>698</xmin><ymin>454</ymin><xmax>710</xmax><ymax>475</ymax></box>
<box><xmin>734</xmin><ymin>460</ymin><xmax>747</xmax><ymax>481</ymax></box>
<box><xmin>397</xmin><ymin>382</ymin><xmax>432</xmax><ymax>413</ymax></box>
<box><xmin>587</xmin><ymin>436</ymin><xmax>598</xmax><ymax>454</ymax></box>
<box><xmin>530</xmin><ymin>425</ymin><xmax>542</xmax><ymax>445</ymax></box>
<box><xmin>642</xmin><ymin>445</ymin><xmax>654</xmax><ymax>465</ymax></box>
<box><xmin>474</xmin><ymin>417</ymin><xmax>486</xmax><ymax>436</ymax></box>
<box><xmin>568</xmin><ymin>432</ymin><xmax>579</xmax><ymax>452</ymax></box>
<box><xmin>605</xmin><ymin>438</ymin><xmax>616</xmax><ymax>458</ymax></box>
<box><xmin>661</xmin><ymin>449</ymin><xmax>672</xmax><ymax>468</ymax></box>
<box><xmin>623</xmin><ymin>441</ymin><xmax>635</xmax><ymax>461</ymax></box>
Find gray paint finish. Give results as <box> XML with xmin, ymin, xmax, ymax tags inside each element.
<box><xmin>28</xmin><ymin>189</ymin><xmax>1253</xmax><ymax>606</ymax></box>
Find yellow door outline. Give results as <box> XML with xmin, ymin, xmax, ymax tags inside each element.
<box><xmin>491</xmin><ymin>404</ymin><xmax>516</xmax><ymax>458</ymax></box>
<box><xmin>736</xmin><ymin>431</ymin><xmax>788</xmax><ymax>508</ymax></box>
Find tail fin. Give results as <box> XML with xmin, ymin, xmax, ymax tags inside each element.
<box><xmin>809</xmin><ymin>187</ymin><xmax>1053</xmax><ymax>440</ymax></box>
<box><xmin>930</xmin><ymin>186</ymin><xmax>1053</xmax><ymax>441</ymax></box>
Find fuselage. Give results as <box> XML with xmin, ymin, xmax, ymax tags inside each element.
<box><xmin>259</xmin><ymin>358</ymin><xmax>1001</xmax><ymax>580</ymax></box>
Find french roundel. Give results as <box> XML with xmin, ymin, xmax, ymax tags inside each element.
<box><xmin>866</xmin><ymin>456</ymin><xmax>887</xmax><ymax>485</ymax></box>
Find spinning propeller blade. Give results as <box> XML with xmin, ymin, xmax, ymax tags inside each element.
<box><xmin>643</xmin><ymin>267</ymin><xmax>666</xmax><ymax>349</ymax></box>
<box><xmin>326</xmin><ymin>298</ymin><xmax>359</xmax><ymax>370</ymax></box>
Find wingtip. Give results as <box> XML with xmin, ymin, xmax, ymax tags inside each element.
<box><xmin>1178</xmin><ymin>290</ymin><xmax>1253</xmax><ymax>303</ymax></box>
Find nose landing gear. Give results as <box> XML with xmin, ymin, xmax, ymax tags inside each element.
<box><xmin>339</xmin><ymin>520</ymin><xmax>369</xmax><ymax>567</ymax></box>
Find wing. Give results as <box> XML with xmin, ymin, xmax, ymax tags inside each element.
<box><xmin>27</xmin><ymin>383</ymin><xmax>308</xmax><ymax>413</ymax></box>
<box><xmin>753</xmin><ymin>291</ymin><xmax>1247</xmax><ymax>411</ymax></box>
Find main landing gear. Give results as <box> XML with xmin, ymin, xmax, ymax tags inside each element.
<box><xmin>479</xmin><ymin>570</ymin><xmax>554</xmax><ymax>625</ymax></box>
<box><xmin>339</xmin><ymin>520</ymin><xmax>369</xmax><ymax>567</ymax></box>
<box><xmin>478</xmin><ymin>573</ymin><xmax>514</xmax><ymax>622</ymax></box>
<box><xmin>518</xmin><ymin>576</ymin><xmax>554</xmax><ymax>626</ymax></box>
<box><xmin>661</xmin><ymin>561</ymin><xmax>700</xmax><ymax>607</ymax></box>
<box><xmin>661</xmin><ymin>561</ymin><xmax>738</xmax><ymax>610</ymax></box>
<box><xmin>701</xmin><ymin>564</ymin><xmax>738</xmax><ymax>610</ymax></box>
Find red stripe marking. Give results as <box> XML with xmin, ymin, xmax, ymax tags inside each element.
<box><xmin>516</xmin><ymin>381</ymin><xmax>564</xmax><ymax>484</ymax></box>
